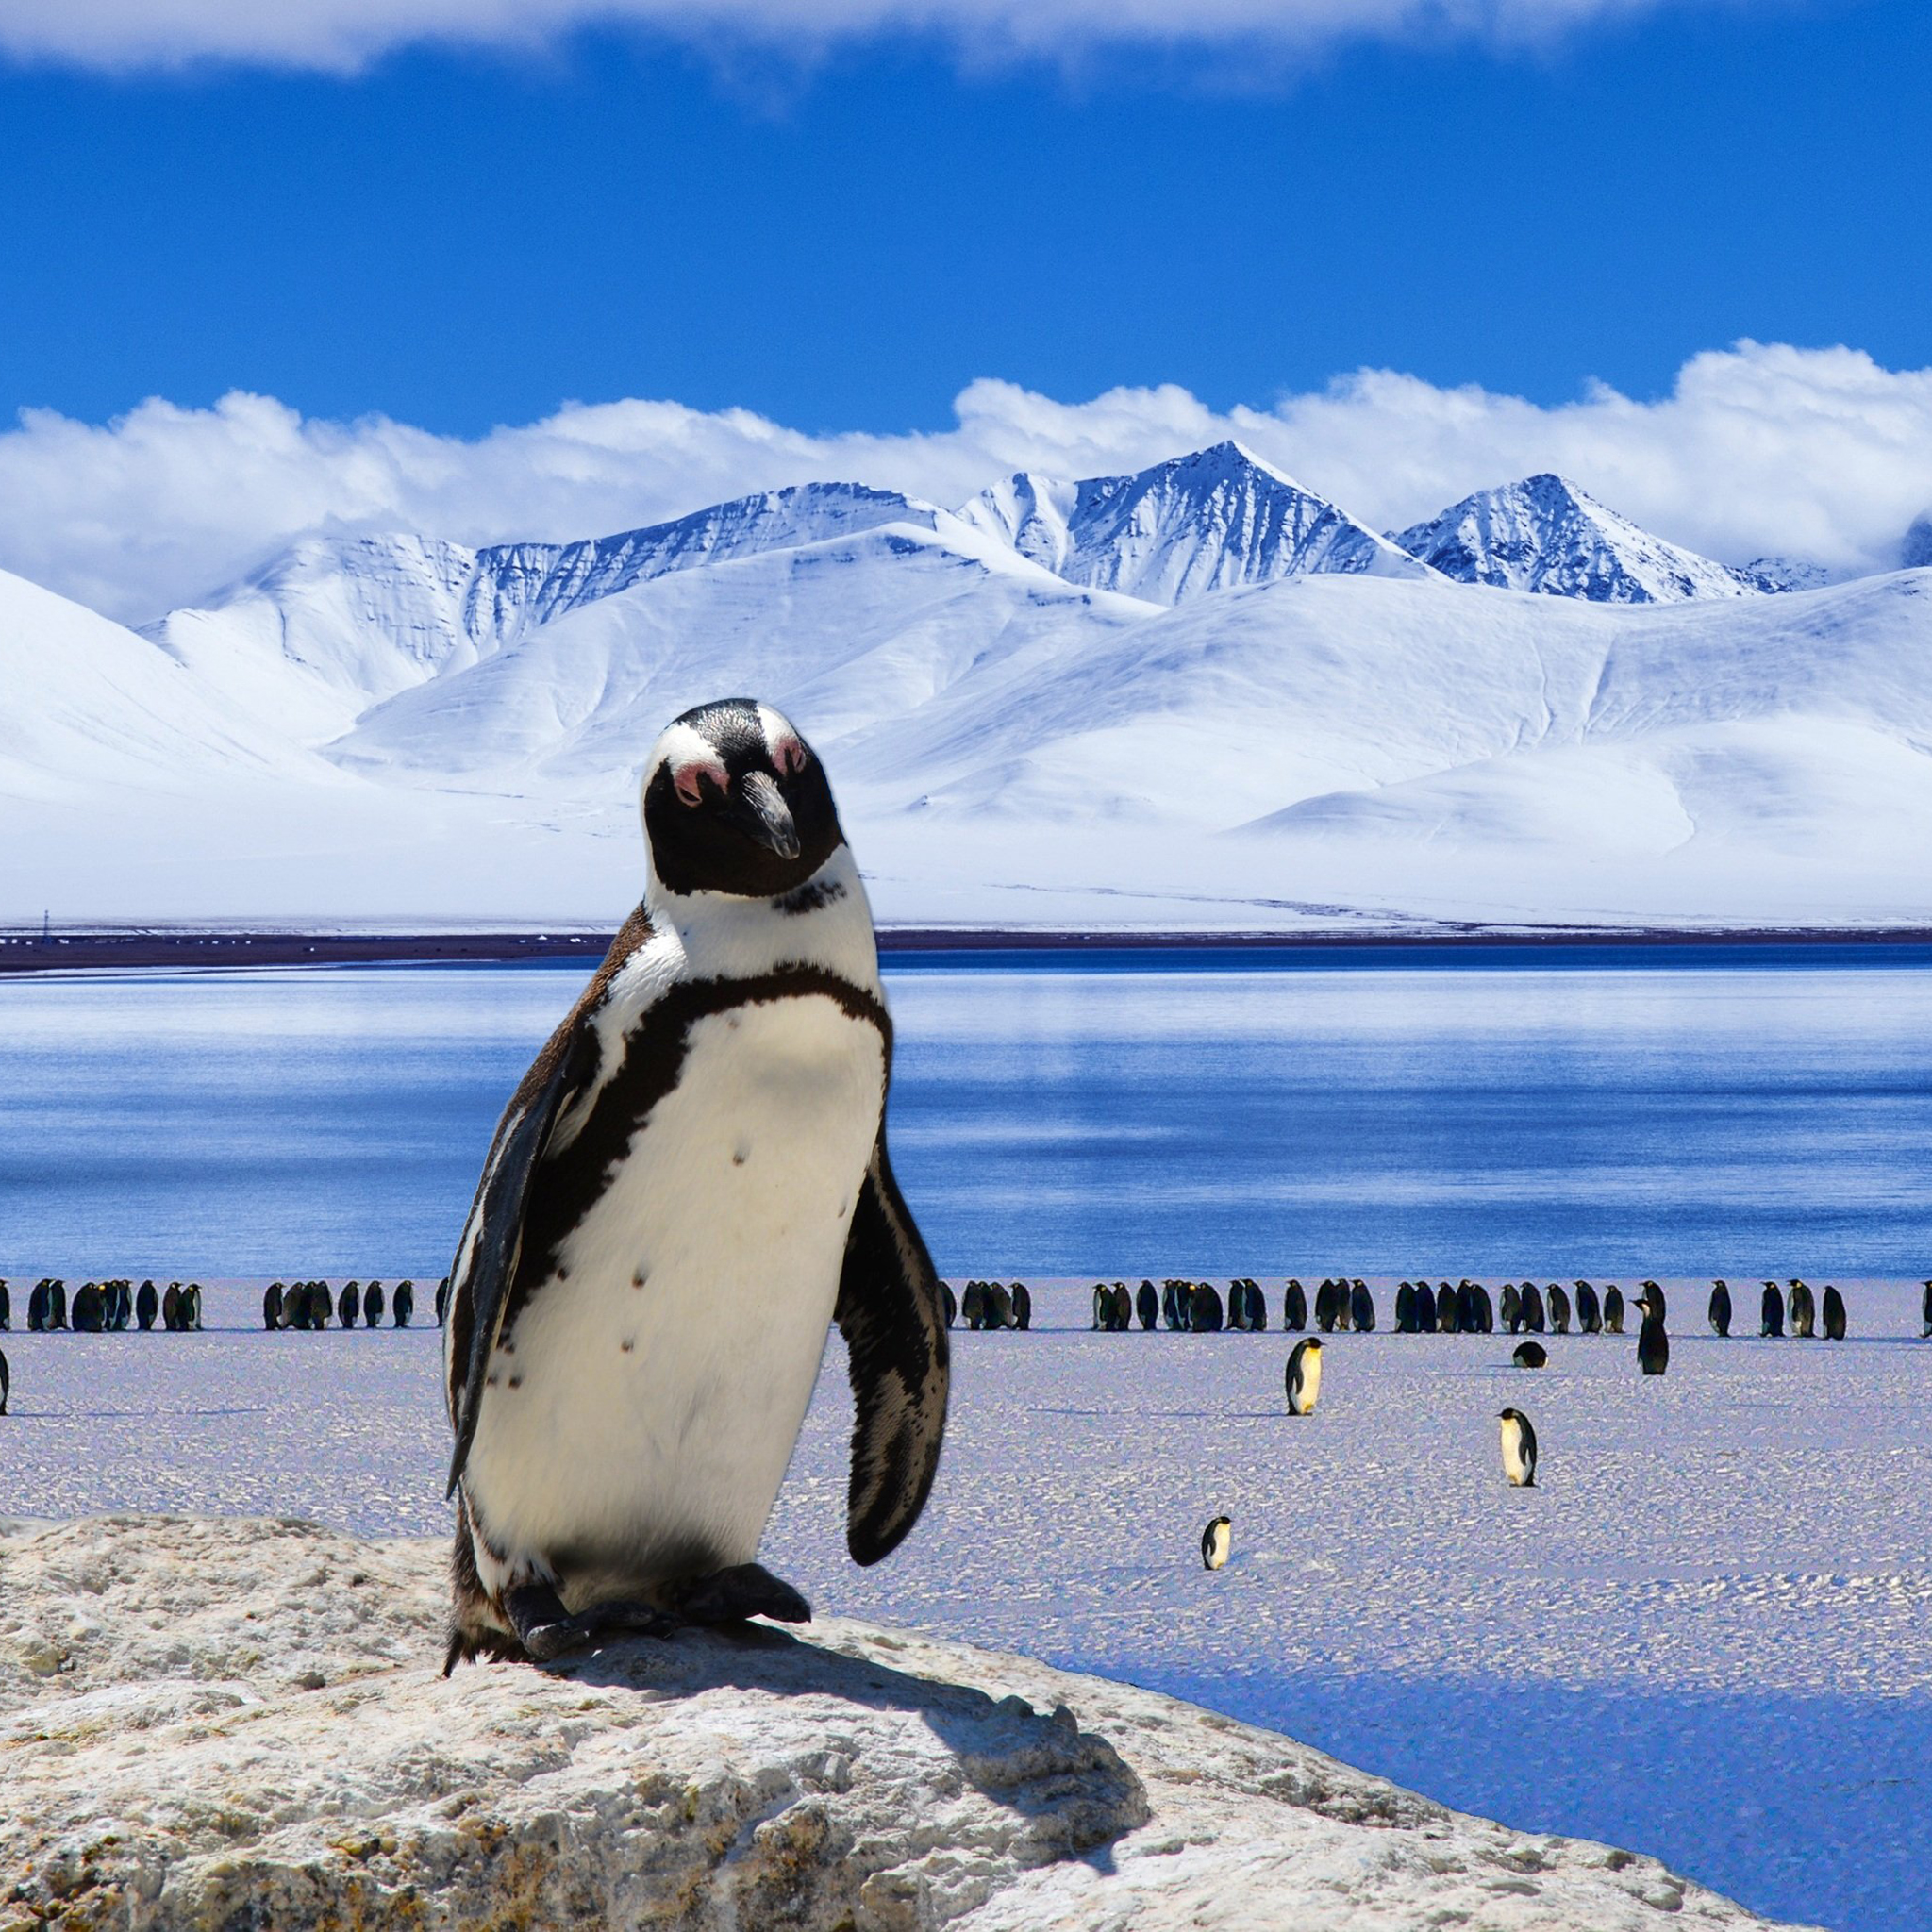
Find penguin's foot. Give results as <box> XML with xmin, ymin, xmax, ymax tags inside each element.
<box><xmin>505</xmin><ymin>1582</ymin><xmax>677</xmax><ymax>1661</ymax></box>
<box><xmin>663</xmin><ymin>1562</ymin><xmax>812</xmax><ymax>1627</ymax></box>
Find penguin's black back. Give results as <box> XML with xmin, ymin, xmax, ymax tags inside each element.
<box><xmin>1521</xmin><ymin>1283</ymin><xmax>1546</xmax><ymax>1332</ymax></box>
<box><xmin>1547</xmin><ymin>1284</ymin><xmax>1572</xmax><ymax>1333</ymax></box>
<box><xmin>1575</xmin><ymin>1283</ymin><xmax>1601</xmax><ymax>1332</ymax></box>
<box><xmin>1603</xmin><ymin>1286</ymin><xmax>1625</xmax><ymax>1333</ymax></box>
<box><xmin>1349</xmin><ymin>1282</ymin><xmax>1375</xmax><ymax>1332</ymax></box>
<box><xmin>1411</xmin><ymin>1280</ymin><xmax>1435</xmax><ymax>1331</ymax></box>
<box><xmin>1191</xmin><ymin>1283</ymin><xmax>1224</xmax><ymax>1332</ymax></box>
<box><xmin>1282</xmin><ymin>1279</ymin><xmax>1307</xmax><ymax>1331</ymax></box>
<box><xmin>1708</xmin><ymin>1281</ymin><xmax>1732</xmax><ymax>1337</ymax></box>
<box><xmin>1136</xmin><ymin>1281</ymin><xmax>1158</xmax><ymax>1330</ymax></box>
<box><xmin>1821</xmin><ymin>1284</ymin><xmax>1845</xmax><ymax>1340</ymax></box>
<box><xmin>394</xmin><ymin>1280</ymin><xmax>415</xmax><ymax>1328</ymax></box>
<box><xmin>1760</xmin><ymin>1282</ymin><xmax>1783</xmax><ymax>1336</ymax></box>
<box><xmin>1512</xmin><ymin>1340</ymin><xmax>1547</xmax><ymax>1369</ymax></box>
<box><xmin>1639</xmin><ymin>1313</ymin><xmax>1670</xmax><ymax>1376</ymax></box>
<box><xmin>1010</xmin><ymin>1283</ymin><xmax>1033</xmax><ymax>1331</ymax></box>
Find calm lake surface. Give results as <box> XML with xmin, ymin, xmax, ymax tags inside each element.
<box><xmin>3</xmin><ymin>944</ymin><xmax>1929</xmax><ymax>1277</ymax></box>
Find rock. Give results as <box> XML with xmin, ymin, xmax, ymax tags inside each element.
<box><xmin>0</xmin><ymin>1518</ymin><xmax>1807</xmax><ymax>1930</ymax></box>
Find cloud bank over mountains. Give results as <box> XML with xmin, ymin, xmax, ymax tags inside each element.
<box><xmin>6</xmin><ymin>342</ymin><xmax>1929</xmax><ymax>625</ymax></box>
<box><xmin>0</xmin><ymin>0</ymin><xmax>1731</xmax><ymax>75</ymax></box>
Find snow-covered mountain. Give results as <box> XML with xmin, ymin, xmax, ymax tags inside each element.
<box><xmin>959</xmin><ymin>441</ymin><xmax>1431</xmax><ymax>604</ymax></box>
<box><xmin>1391</xmin><ymin>474</ymin><xmax>1766</xmax><ymax>604</ymax></box>
<box><xmin>1903</xmin><ymin>514</ymin><xmax>1932</xmax><ymax>571</ymax></box>
<box><xmin>6</xmin><ymin>447</ymin><xmax>1930</xmax><ymax>932</ymax></box>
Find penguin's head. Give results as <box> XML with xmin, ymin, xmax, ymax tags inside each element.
<box><xmin>641</xmin><ymin>699</ymin><xmax>843</xmax><ymax>900</ymax></box>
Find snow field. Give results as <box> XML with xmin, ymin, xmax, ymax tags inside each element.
<box><xmin>0</xmin><ymin>1277</ymin><xmax>1924</xmax><ymax>1929</ymax></box>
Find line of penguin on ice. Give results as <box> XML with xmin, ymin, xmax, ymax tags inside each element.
<box><xmin>949</xmin><ymin>1274</ymin><xmax>1880</xmax><ymax>1341</ymax></box>
<box><xmin>0</xmin><ymin>1274</ymin><xmax>453</xmax><ymax>1335</ymax></box>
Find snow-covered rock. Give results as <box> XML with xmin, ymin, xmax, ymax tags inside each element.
<box><xmin>1391</xmin><ymin>474</ymin><xmax>1764</xmax><ymax>603</ymax></box>
<box><xmin>1902</xmin><ymin>513</ymin><xmax>1932</xmax><ymax>571</ymax></box>
<box><xmin>0</xmin><ymin>1516</ymin><xmax>1805</xmax><ymax>1931</ymax></box>
<box><xmin>959</xmin><ymin>441</ymin><xmax>1433</xmax><ymax>605</ymax></box>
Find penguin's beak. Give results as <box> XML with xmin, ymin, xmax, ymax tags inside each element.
<box><xmin>733</xmin><ymin>771</ymin><xmax>801</xmax><ymax>859</ymax></box>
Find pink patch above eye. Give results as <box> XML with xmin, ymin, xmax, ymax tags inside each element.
<box><xmin>673</xmin><ymin>759</ymin><xmax>726</xmax><ymax>807</ymax></box>
<box><xmin>774</xmin><ymin>736</ymin><xmax>808</xmax><ymax>775</ymax></box>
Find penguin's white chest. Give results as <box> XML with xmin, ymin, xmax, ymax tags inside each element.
<box><xmin>464</xmin><ymin>992</ymin><xmax>886</xmax><ymax>1604</ymax></box>
<box><xmin>1500</xmin><ymin>1421</ymin><xmax>1534</xmax><ymax>1486</ymax></box>
<box><xmin>1289</xmin><ymin>1348</ymin><xmax>1322</xmax><ymax>1415</ymax></box>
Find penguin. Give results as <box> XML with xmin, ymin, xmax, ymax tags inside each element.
<box><xmin>1112</xmin><ymin>1283</ymin><xmax>1133</xmax><ymax>1331</ymax></box>
<box><xmin>1788</xmin><ymin>1278</ymin><xmax>1816</xmax><ymax>1339</ymax></box>
<box><xmin>1520</xmin><ymin>1283</ymin><xmax>1546</xmax><ymax>1333</ymax></box>
<box><xmin>1282</xmin><ymin>1278</ymin><xmax>1307</xmax><ymax>1331</ymax></box>
<box><xmin>161</xmin><ymin>1285</ymin><xmax>181</xmax><ymax>1331</ymax></box>
<box><xmin>1821</xmin><ymin>1284</ymin><xmax>1845</xmax><ymax>1341</ymax></box>
<box><xmin>1497</xmin><ymin>1407</ymin><xmax>1538</xmax><ymax>1487</ymax></box>
<box><xmin>436</xmin><ymin>1276</ymin><xmax>451</xmax><ymax>1326</ymax></box>
<box><xmin>1201</xmin><ymin>1516</ymin><xmax>1232</xmax><ymax>1571</ymax></box>
<box><xmin>1457</xmin><ymin>1280</ymin><xmax>1482</xmax><ymax>1333</ymax></box>
<box><xmin>72</xmin><ymin>1283</ymin><xmax>105</xmax><ymax>1332</ymax></box>
<box><xmin>1707</xmin><ymin>1280</ymin><xmax>1732</xmax><ymax>1339</ymax></box>
<box><xmin>1349</xmin><ymin>1280</ymin><xmax>1375</xmax><ymax>1333</ymax></box>
<box><xmin>1474</xmin><ymin>1283</ymin><xmax>1495</xmax><ymax>1332</ymax></box>
<box><xmin>1136</xmin><ymin>1281</ymin><xmax>1158</xmax><ymax>1330</ymax></box>
<box><xmin>1634</xmin><ymin>1284</ymin><xmax>1669</xmax><ymax>1377</ymax></box>
<box><xmin>1313</xmin><ymin>1279</ymin><xmax>1337</xmax><ymax>1333</ymax></box>
<box><xmin>1499</xmin><ymin>1283</ymin><xmax>1521</xmax><ymax>1333</ymax></box>
<box><xmin>0</xmin><ymin>1279</ymin><xmax>8</xmax><ymax>1332</ymax></box>
<box><xmin>394</xmin><ymin>1279</ymin><xmax>415</xmax><ymax>1328</ymax></box>
<box><xmin>1759</xmin><ymin>1280</ymin><xmax>1784</xmax><ymax>1337</ymax></box>
<box><xmin>441</xmin><ymin>699</ymin><xmax>948</xmax><ymax>1670</ymax></box>
<box><xmin>1547</xmin><ymin>1283</ymin><xmax>1572</xmax><ymax>1334</ymax></box>
<box><xmin>1511</xmin><ymin>1341</ymin><xmax>1547</xmax><ymax>1369</ymax></box>
<box><xmin>938</xmin><ymin>1282</ymin><xmax>957</xmax><ymax>1328</ymax></box>
<box><xmin>0</xmin><ymin>1346</ymin><xmax>8</xmax><ymax>1415</ymax></box>
<box><xmin>1574</xmin><ymin>1281</ymin><xmax>1601</xmax><ymax>1333</ymax></box>
<box><xmin>1923</xmin><ymin>1280</ymin><xmax>1931</xmax><ymax>1338</ymax></box>
<box><xmin>183</xmin><ymin>1284</ymin><xmax>204</xmax><ymax>1331</ymax></box>
<box><xmin>1285</xmin><ymin>1336</ymin><xmax>1323</xmax><ymax>1416</ymax></box>
<box><xmin>1191</xmin><ymin>1282</ymin><xmax>1224</xmax><ymax>1332</ymax></box>
<box><xmin>1090</xmin><ymin>1283</ymin><xmax>1110</xmax><ymax>1331</ymax></box>
<box><xmin>1393</xmin><ymin>1282</ymin><xmax>1415</xmax><ymax>1333</ymax></box>
<box><xmin>968</xmin><ymin>1283</ymin><xmax>990</xmax><ymax>1330</ymax></box>
<box><xmin>1437</xmin><ymin>1282</ymin><xmax>1459</xmax><ymax>1335</ymax></box>
<box><xmin>26</xmin><ymin>1282</ymin><xmax>46</xmax><ymax>1332</ymax></box>
<box><xmin>48</xmin><ymin>1281</ymin><xmax>68</xmax><ymax>1329</ymax></box>
<box><xmin>262</xmin><ymin>1282</ymin><xmax>284</xmax><ymax>1330</ymax></box>
<box><xmin>1246</xmin><ymin>1279</ymin><xmax>1268</xmax><ymax>1331</ymax></box>
<box><xmin>339</xmin><ymin>1282</ymin><xmax>360</xmax><ymax>1329</ymax></box>
<box><xmin>364</xmin><ymin>1281</ymin><xmax>385</xmax><ymax>1328</ymax></box>
<box><xmin>1410</xmin><ymin>1279</ymin><xmax>1435</xmax><ymax>1332</ymax></box>
<box><xmin>983</xmin><ymin>1282</ymin><xmax>1015</xmax><ymax>1330</ymax></box>
<box><xmin>1602</xmin><ymin>1285</ymin><xmax>1625</xmax><ymax>1335</ymax></box>
<box><xmin>1225</xmin><ymin>1281</ymin><xmax>1249</xmax><ymax>1332</ymax></box>
<box><xmin>1009</xmin><ymin>1283</ymin><xmax>1032</xmax><ymax>1332</ymax></box>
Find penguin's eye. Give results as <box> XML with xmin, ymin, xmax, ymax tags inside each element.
<box><xmin>772</xmin><ymin>735</ymin><xmax>809</xmax><ymax>777</ymax></box>
<box><xmin>672</xmin><ymin>758</ymin><xmax>728</xmax><ymax>808</ymax></box>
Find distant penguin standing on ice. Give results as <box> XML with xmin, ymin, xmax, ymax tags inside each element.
<box><xmin>1438</xmin><ymin>1282</ymin><xmax>1460</xmax><ymax>1335</ymax></box>
<box><xmin>1574</xmin><ymin>1281</ymin><xmax>1602</xmax><ymax>1333</ymax></box>
<box><xmin>1281</xmin><ymin>1278</ymin><xmax>1307</xmax><ymax>1331</ymax></box>
<box><xmin>72</xmin><ymin>1283</ymin><xmax>104</xmax><ymax>1332</ymax></box>
<box><xmin>1394</xmin><ymin>1281</ymin><xmax>1416</xmax><ymax>1332</ymax></box>
<box><xmin>1520</xmin><ymin>1282</ymin><xmax>1547</xmax><ymax>1333</ymax></box>
<box><xmin>1411</xmin><ymin>1279</ymin><xmax>1436</xmax><ymax>1332</ymax></box>
<box><xmin>161</xmin><ymin>1285</ymin><xmax>182</xmax><ymax>1331</ymax></box>
<box><xmin>1602</xmin><ymin>1286</ymin><xmax>1626</xmax><ymax>1334</ymax></box>
<box><xmin>364</xmin><ymin>1281</ymin><xmax>385</xmax><ymax>1328</ymax></box>
<box><xmin>1923</xmin><ymin>1280</ymin><xmax>1932</xmax><ymax>1338</ymax></box>
<box><xmin>1760</xmin><ymin>1281</ymin><xmax>1784</xmax><ymax>1337</ymax></box>
<box><xmin>1635</xmin><ymin>1284</ymin><xmax>1670</xmax><ymax>1377</ymax></box>
<box><xmin>1511</xmin><ymin>1341</ymin><xmax>1547</xmax><ymax>1369</ymax></box>
<box><xmin>1500</xmin><ymin>1283</ymin><xmax>1522</xmax><ymax>1333</ymax></box>
<box><xmin>1137</xmin><ymin>1281</ymin><xmax>1159</xmax><ymax>1330</ymax></box>
<box><xmin>0</xmin><ymin>1346</ymin><xmax>8</xmax><ymax>1415</ymax></box>
<box><xmin>1497</xmin><ymin>1407</ymin><xmax>1538</xmax><ymax>1487</ymax></box>
<box><xmin>1191</xmin><ymin>1282</ymin><xmax>1224</xmax><ymax>1332</ymax></box>
<box><xmin>1200</xmin><ymin>1516</ymin><xmax>1232</xmax><ymax>1571</ymax></box>
<box><xmin>1822</xmin><ymin>1284</ymin><xmax>1846</xmax><ymax>1340</ymax></box>
<box><xmin>1788</xmin><ymin>1278</ymin><xmax>1816</xmax><ymax>1339</ymax></box>
<box><xmin>1547</xmin><ymin>1283</ymin><xmax>1572</xmax><ymax>1334</ymax></box>
<box><xmin>1010</xmin><ymin>1283</ymin><xmax>1032</xmax><ymax>1331</ymax></box>
<box><xmin>394</xmin><ymin>1279</ymin><xmax>415</xmax><ymax>1328</ymax></box>
<box><xmin>938</xmin><ymin>1283</ymin><xmax>957</xmax><ymax>1328</ymax></box>
<box><xmin>1285</xmin><ymin>1337</ymin><xmax>1323</xmax><ymax>1416</ymax></box>
<box><xmin>0</xmin><ymin>1279</ymin><xmax>8</xmax><ymax>1332</ymax></box>
<box><xmin>435</xmin><ymin>1276</ymin><xmax>451</xmax><ymax>1326</ymax></box>
<box><xmin>1349</xmin><ymin>1280</ymin><xmax>1375</xmax><ymax>1332</ymax></box>
<box><xmin>1708</xmin><ymin>1280</ymin><xmax>1732</xmax><ymax>1338</ymax></box>
<box><xmin>339</xmin><ymin>1282</ymin><xmax>360</xmax><ymax>1329</ymax></box>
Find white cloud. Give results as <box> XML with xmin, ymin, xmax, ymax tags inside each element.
<box><xmin>4</xmin><ymin>341</ymin><xmax>1929</xmax><ymax>624</ymax></box>
<box><xmin>0</xmin><ymin>0</ymin><xmax>1743</xmax><ymax>75</ymax></box>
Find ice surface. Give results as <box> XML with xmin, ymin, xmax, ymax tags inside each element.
<box><xmin>2</xmin><ymin>1283</ymin><xmax>1924</xmax><ymax>1932</ymax></box>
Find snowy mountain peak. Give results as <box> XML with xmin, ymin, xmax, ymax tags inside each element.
<box><xmin>1391</xmin><ymin>473</ymin><xmax>1764</xmax><ymax>604</ymax></box>
<box><xmin>1902</xmin><ymin>513</ymin><xmax>1932</xmax><ymax>571</ymax></box>
<box><xmin>959</xmin><ymin>441</ymin><xmax>1431</xmax><ymax>607</ymax></box>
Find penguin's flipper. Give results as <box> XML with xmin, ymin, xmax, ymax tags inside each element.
<box><xmin>835</xmin><ymin>1132</ymin><xmax>951</xmax><ymax>1565</ymax></box>
<box><xmin>443</xmin><ymin>1007</ymin><xmax>606</xmax><ymax>1496</ymax></box>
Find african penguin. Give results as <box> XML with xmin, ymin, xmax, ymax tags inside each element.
<box><xmin>1821</xmin><ymin>1284</ymin><xmax>1845</xmax><ymax>1341</ymax></box>
<box><xmin>1759</xmin><ymin>1280</ymin><xmax>1784</xmax><ymax>1337</ymax></box>
<box><xmin>1497</xmin><ymin>1407</ymin><xmax>1538</xmax><ymax>1487</ymax></box>
<box><xmin>1285</xmin><ymin>1336</ymin><xmax>1323</xmax><ymax>1415</ymax></box>
<box><xmin>1708</xmin><ymin>1280</ymin><xmax>1732</xmax><ymax>1338</ymax></box>
<box><xmin>1511</xmin><ymin>1341</ymin><xmax>1547</xmax><ymax>1369</ymax></box>
<box><xmin>1200</xmin><ymin>1515</ymin><xmax>1232</xmax><ymax>1571</ymax></box>
<box><xmin>441</xmin><ymin>698</ymin><xmax>949</xmax><ymax>1670</ymax></box>
<box><xmin>1635</xmin><ymin>1285</ymin><xmax>1670</xmax><ymax>1377</ymax></box>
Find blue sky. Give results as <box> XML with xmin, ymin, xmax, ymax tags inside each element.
<box><xmin>1</xmin><ymin>0</ymin><xmax>1926</xmax><ymax>437</ymax></box>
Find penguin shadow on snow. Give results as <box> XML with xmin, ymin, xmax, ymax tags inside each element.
<box><xmin>541</xmin><ymin>1620</ymin><xmax>1140</xmax><ymax>1861</ymax></box>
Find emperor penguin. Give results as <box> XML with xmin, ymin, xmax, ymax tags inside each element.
<box><xmin>1821</xmin><ymin>1284</ymin><xmax>1846</xmax><ymax>1340</ymax></box>
<box><xmin>1497</xmin><ymin>1407</ymin><xmax>1537</xmax><ymax>1487</ymax></box>
<box><xmin>938</xmin><ymin>1282</ymin><xmax>957</xmax><ymax>1328</ymax></box>
<box><xmin>1246</xmin><ymin>1278</ymin><xmax>1269</xmax><ymax>1331</ymax></box>
<box><xmin>0</xmin><ymin>1280</ymin><xmax>8</xmax><ymax>1331</ymax></box>
<box><xmin>1191</xmin><ymin>1282</ymin><xmax>1224</xmax><ymax>1332</ymax></box>
<box><xmin>0</xmin><ymin>1345</ymin><xmax>8</xmax><ymax>1415</ymax></box>
<box><xmin>364</xmin><ymin>1281</ymin><xmax>386</xmax><ymax>1328</ymax></box>
<box><xmin>1788</xmin><ymin>1278</ymin><xmax>1817</xmax><ymax>1339</ymax></box>
<box><xmin>394</xmin><ymin>1280</ymin><xmax>414</xmax><ymax>1327</ymax></box>
<box><xmin>72</xmin><ymin>1283</ymin><xmax>104</xmax><ymax>1332</ymax></box>
<box><xmin>1520</xmin><ymin>1283</ymin><xmax>1547</xmax><ymax>1333</ymax></box>
<box><xmin>1547</xmin><ymin>1283</ymin><xmax>1572</xmax><ymax>1334</ymax></box>
<box><xmin>1634</xmin><ymin>1284</ymin><xmax>1670</xmax><ymax>1376</ymax></box>
<box><xmin>436</xmin><ymin>1277</ymin><xmax>450</xmax><ymax>1326</ymax></box>
<box><xmin>1602</xmin><ymin>1285</ymin><xmax>1625</xmax><ymax>1334</ymax></box>
<box><xmin>441</xmin><ymin>699</ymin><xmax>949</xmax><ymax>1669</ymax></box>
<box><xmin>1282</xmin><ymin>1279</ymin><xmax>1307</xmax><ymax>1331</ymax></box>
<box><xmin>1009</xmin><ymin>1283</ymin><xmax>1032</xmax><ymax>1331</ymax></box>
<box><xmin>1437</xmin><ymin>1282</ymin><xmax>1459</xmax><ymax>1335</ymax></box>
<box><xmin>1394</xmin><ymin>1281</ymin><xmax>1416</xmax><ymax>1332</ymax></box>
<box><xmin>1137</xmin><ymin>1281</ymin><xmax>1159</xmax><ymax>1330</ymax></box>
<box><xmin>1201</xmin><ymin>1515</ymin><xmax>1232</xmax><ymax>1571</ymax></box>
<box><xmin>1410</xmin><ymin>1279</ymin><xmax>1435</xmax><ymax>1331</ymax></box>
<box><xmin>1285</xmin><ymin>1336</ymin><xmax>1323</xmax><ymax>1415</ymax></box>
<box><xmin>1511</xmin><ymin>1340</ymin><xmax>1547</xmax><ymax>1369</ymax></box>
<box><xmin>1922</xmin><ymin>1280</ymin><xmax>1931</xmax><ymax>1338</ymax></box>
<box><xmin>339</xmin><ymin>1282</ymin><xmax>360</xmax><ymax>1329</ymax></box>
<box><xmin>1349</xmin><ymin>1280</ymin><xmax>1375</xmax><ymax>1332</ymax></box>
<box><xmin>1707</xmin><ymin>1280</ymin><xmax>1732</xmax><ymax>1338</ymax></box>
<box><xmin>984</xmin><ymin>1282</ymin><xmax>1016</xmax><ymax>1330</ymax></box>
<box><xmin>1760</xmin><ymin>1281</ymin><xmax>1784</xmax><ymax>1337</ymax></box>
<box><xmin>1500</xmin><ymin>1283</ymin><xmax>1522</xmax><ymax>1333</ymax></box>
<box><xmin>161</xmin><ymin>1284</ymin><xmax>181</xmax><ymax>1331</ymax></box>
<box><xmin>1574</xmin><ymin>1281</ymin><xmax>1601</xmax><ymax>1333</ymax></box>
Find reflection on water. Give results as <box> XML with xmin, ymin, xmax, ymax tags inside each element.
<box><xmin>1</xmin><ymin>946</ymin><xmax>1928</xmax><ymax>1275</ymax></box>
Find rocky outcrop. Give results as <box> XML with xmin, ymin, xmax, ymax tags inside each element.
<box><xmin>1</xmin><ymin>1517</ymin><xmax>1804</xmax><ymax>1930</ymax></box>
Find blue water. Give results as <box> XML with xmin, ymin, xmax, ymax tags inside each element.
<box><xmin>2</xmin><ymin>946</ymin><xmax>1929</xmax><ymax>1276</ymax></box>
